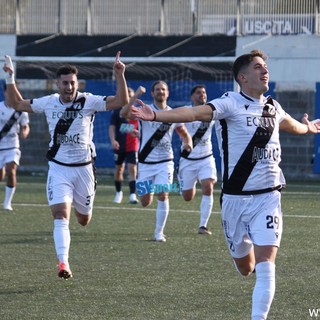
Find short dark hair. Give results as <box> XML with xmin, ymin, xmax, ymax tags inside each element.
<box><xmin>232</xmin><ymin>49</ymin><xmax>268</xmax><ymax>82</ymax></box>
<box><xmin>151</xmin><ymin>80</ymin><xmax>168</xmax><ymax>92</ymax></box>
<box><xmin>190</xmin><ymin>84</ymin><xmax>206</xmax><ymax>96</ymax></box>
<box><xmin>56</xmin><ymin>64</ymin><xmax>78</xmax><ymax>78</ymax></box>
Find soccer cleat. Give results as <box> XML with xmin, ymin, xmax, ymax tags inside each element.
<box><xmin>113</xmin><ymin>191</ymin><xmax>123</xmax><ymax>204</ymax></box>
<box><xmin>198</xmin><ymin>226</ymin><xmax>212</xmax><ymax>235</ymax></box>
<box><xmin>129</xmin><ymin>193</ymin><xmax>139</xmax><ymax>204</ymax></box>
<box><xmin>58</xmin><ymin>262</ymin><xmax>73</xmax><ymax>279</ymax></box>
<box><xmin>3</xmin><ymin>204</ymin><xmax>13</xmax><ymax>211</ymax></box>
<box><xmin>154</xmin><ymin>233</ymin><xmax>166</xmax><ymax>242</ymax></box>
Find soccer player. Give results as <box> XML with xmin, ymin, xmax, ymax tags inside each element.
<box><xmin>122</xmin><ymin>80</ymin><xmax>192</xmax><ymax>242</ymax></box>
<box><xmin>129</xmin><ymin>50</ymin><xmax>320</xmax><ymax>319</ymax></box>
<box><xmin>0</xmin><ymin>82</ymin><xmax>30</xmax><ymax>211</ymax></box>
<box><xmin>178</xmin><ymin>84</ymin><xmax>217</xmax><ymax>235</ymax></box>
<box><xmin>109</xmin><ymin>87</ymin><xmax>139</xmax><ymax>204</ymax></box>
<box><xmin>3</xmin><ymin>52</ymin><xmax>128</xmax><ymax>279</ymax></box>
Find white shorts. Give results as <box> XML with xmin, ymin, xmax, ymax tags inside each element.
<box><xmin>221</xmin><ymin>191</ymin><xmax>283</xmax><ymax>259</ymax></box>
<box><xmin>178</xmin><ymin>156</ymin><xmax>217</xmax><ymax>191</ymax></box>
<box><xmin>136</xmin><ymin>161</ymin><xmax>174</xmax><ymax>196</ymax></box>
<box><xmin>47</xmin><ymin>161</ymin><xmax>96</xmax><ymax>215</ymax></box>
<box><xmin>0</xmin><ymin>148</ymin><xmax>21</xmax><ymax>167</ymax></box>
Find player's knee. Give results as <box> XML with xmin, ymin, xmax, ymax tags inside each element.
<box><xmin>237</xmin><ymin>263</ymin><xmax>255</xmax><ymax>276</ymax></box>
<box><xmin>140</xmin><ymin>198</ymin><xmax>151</xmax><ymax>207</ymax></box>
<box><xmin>157</xmin><ymin>193</ymin><xmax>168</xmax><ymax>202</ymax></box>
<box><xmin>76</xmin><ymin>213</ymin><xmax>91</xmax><ymax>226</ymax></box>
<box><xmin>182</xmin><ymin>190</ymin><xmax>195</xmax><ymax>201</ymax></box>
<box><xmin>202</xmin><ymin>185</ymin><xmax>213</xmax><ymax>196</ymax></box>
<box><xmin>183</xmin><ymin>195</ymin><xmax>193</xmax><ymax>202</ymax></box>
<box><xmin>6</xmin><ymin>171</ymin><xmax>16</xmax><ymax>180</ymax></box>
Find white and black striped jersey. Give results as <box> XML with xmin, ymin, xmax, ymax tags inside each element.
<box><xmin>0</xmin><ymin>101</ymin><xmax>29</xmax><ymax>149</ymax></box>
<box><xmin>182</xmin><ymin>105</ymin><xmax>214</xmax><ymax>160</ymax></box>
<box><xmin>138</xmin><ymin>104</ymin><xmax>182</xmax><ymax>164</ymax></box>
<box><xmin>208</xmin><ymin>91</ymin><xmax>286</xmax><ymax>195</ymax></box>
<box><xmin>31</xmin><ymin>92</ymin><xmax>107</xmax><ymax>165</ymax></box>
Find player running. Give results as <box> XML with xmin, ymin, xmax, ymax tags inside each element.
<box><xmin>128</xmin><ymin>50</ymin><xmax>320</xmax><ymax>319</ymax></box>
<box><xmin>122</xmin><ymin>80</ymin><xmax>192</xmax><ymax>242</ymax></box>
<box><xmin>178</xmin><ymin>84</ymin><xmax>217</xmax><ymax>235</ymax></box>
<box><xmin>3</xmin><ymin>52</ymin><xmax>128</xmax><ymax>279</ymax></box>
<box><xmin>0</xmin><ymin>82</ymin><xmax>30</xmax><ymax>211</ymax></box>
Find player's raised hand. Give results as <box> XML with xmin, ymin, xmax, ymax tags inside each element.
<box><xmin>131</xmin><ymin>99</ymin><xmax>156</xmax><ymax>121</ymax></box>
<box><xmin>113</xmin><ymin>51</ymin><xmax>125</xmax><ymax>76</ymax></box>
<box><xmin>3</xmin><ymin>55</ymin><xmax>15</xmax><ymax>84</ymax></box>
<box><xmin>302</xmin><ymin>113</ymin><xmax>320</xmax><ymax>133</ymax></box>
<box><xmin>120</xmin><ymin>86</ymin><xmax>146</xmax><ymax>118</ymax></box>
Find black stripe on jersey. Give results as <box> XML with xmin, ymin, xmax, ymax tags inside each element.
<box><xmin>0</xmin><ymin>111</ymin><xmax>22</xmax><ymax>140</ymax></box>
<box><xmin>222</xmin><ymin>97</ymin><xmax>277</xmax><ymax>195</ymax></box>
<box><xmin>181</xmin><ymin>121</ymin><xmax>211</xmax><ymax>159</ymax></box>
<box><xmin>138</xmin><ymin>122</ymin><xmax>172</xmax><ymax>163</ymax></box>
<box><xmin>46</xmin><ymin>95</ymin><xmax>86</xmax><ymax>161</ymax></box>
<box><xmin>219</xmin><ymin>119</ymin><xmax>229</xmax><ymax>185</ymax></box>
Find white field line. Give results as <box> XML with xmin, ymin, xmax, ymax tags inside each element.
<box><xmin>14</xmin><ymin>182</ymin><xmax>320</xmax><ymax>218</ymax></box>
<box><xmin>13</xmin><ymin>203</ymin><xmax>320</xmax><ymax>219</ymax></box>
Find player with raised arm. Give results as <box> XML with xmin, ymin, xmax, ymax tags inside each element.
<box><xmin>0</xmin><ymin>82</ymin><xmax>30</xmax><ymax>211</ymax></box>
<box><xmin>123</xmin><ymin>81</ymin><xmax>192</xmax><ymax>242</ymax></box>
<box><xmin>3</xmin><ymin>52</ymin><xmax>128</xmax><ymax>279</ymax></box>
<box><xmin>130</xmin><ymin>50</ymin><xmax>320</xmax><ymax>319</ymax></box>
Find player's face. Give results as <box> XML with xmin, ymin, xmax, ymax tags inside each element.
<box><xmin>56</xmin><ymin>73</ymin><xmax>79</xmax><ymax>103</ymax></box>
<box><xmin>240</xmin><ymin>56</ymin><xmax>269</xmax><ymax>98</ymax></box>
<box><xmin>191</xmin><ymin>88</ymin><xmax>207</xmax><ymax>105</ymax></box>
<box><xmin>152</xmin><ymin>83</ymin><xmax>169</xmax><ymax>103</ymax></box>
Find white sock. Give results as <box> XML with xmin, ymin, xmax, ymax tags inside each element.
<box><xmin>252</xmin><ymin>261</ymin><xmax>276</xmax><ymax>320</ymax></box>
<box><xmin>199</xmin><ymin>194</ymin><xmax>213</xmax><ymax>227</ymax></box>
<box><xmin>155</xmin><ymin>199</ymin><xmax>169</xmax><ymax>235</ymax></box>
<box><xmin>53</xmin><ymin>219</ymin><xmax>71</xmax><ymax>264</ymax></box>
<box><xmin>4</xmin><ymin>186</ymin><xmax>16</xmax><ymax>207</ymax></box>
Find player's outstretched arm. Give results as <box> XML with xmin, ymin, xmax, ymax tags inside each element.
<box><xmin>301</xmin><ymin>113</ymin><xmax>320</xmax><ymax>134</ymax></box>
<box><xmin>131</xmin><ymin>99</ymin><xmax>214</xmax><ymax>123</ymax></box>
<box><xmin>280</xmin><ymin>113</ymin><xmax>320</xmax><ymax>134</ymax></box>
<box><xmin>2</xmin><ymin>55</ymin><xmax>33</xmax><ymax>113</ymax></box>
<box><xmin>106</xmin><ymin>51</ymin><xmax>129</xmax><ymax>110</ymax></box>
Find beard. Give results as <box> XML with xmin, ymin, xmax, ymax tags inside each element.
<box><xmin>196</xmin><ymin>99</ymin><xmax>206</xmax><ymax>105</ymax></box>
<box><xmin>154</xmin><ymin>95</ymin><xmax>166</xmax><ymax>103</ymax></box>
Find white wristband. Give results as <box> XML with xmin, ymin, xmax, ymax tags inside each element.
<box><xmin>5</xmin><ymin>73</ymin><xmax>15</xmax><ymax>84</ymax></box>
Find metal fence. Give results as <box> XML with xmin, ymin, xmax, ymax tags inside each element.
<box><xmin>0</xmin><ymin>0</ymin><xmax>318</xmax><ymax>35</ymax></box>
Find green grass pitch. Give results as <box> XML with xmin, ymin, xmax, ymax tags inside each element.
<box><xmin>0</xmin><ymin>175</ymin><xmax>319</xmax><ymax>320</ymax></box>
